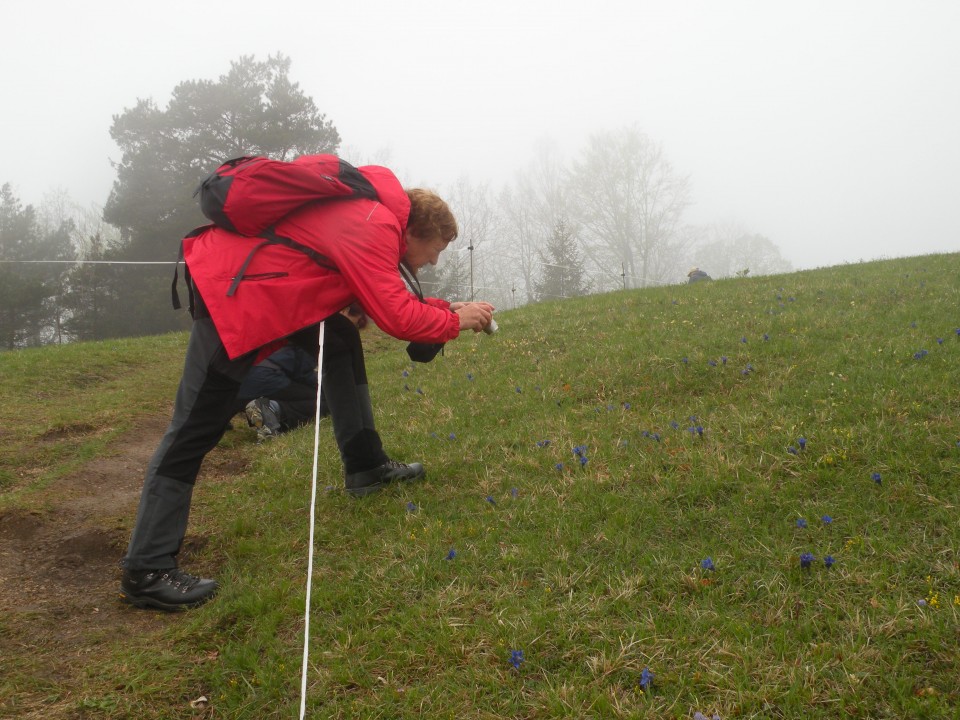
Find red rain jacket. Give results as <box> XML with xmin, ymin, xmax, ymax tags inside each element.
<box><xmin>183</xmin><ymin>164</ymin><xmax>460</xmax><ymax>359</ymax></box>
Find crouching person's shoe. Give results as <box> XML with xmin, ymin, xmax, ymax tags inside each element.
<box><xmin>345</xmin><ymin>460</ymin><xmax>425</xmax><ymax>497</ymax></box>
<box><xmin>245</xmin><ymin>398</ymin><xmax>282</xmax><ymax>443</ymax></box>
<box><xmin>120</xmin><ymin>567</ymin><xmax>218</xmax><ymax>611</ymax></box>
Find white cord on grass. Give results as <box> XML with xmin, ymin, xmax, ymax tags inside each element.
<box><xmin>299</xmin><ymin>320</ymin><xmax>325</xmax><ymax>719</ymax></box>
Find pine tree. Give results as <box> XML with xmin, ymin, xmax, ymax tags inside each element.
<box><xmin>534</xmin><ymin>219</ymin><xmax>588</xmax><ymax>302</ymax></box>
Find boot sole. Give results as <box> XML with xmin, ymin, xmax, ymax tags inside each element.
<box><xmin>119</xmin><ymin>589</ymin><xmax>216</xmax><ymax>612</ymax></box>
<box><xmin>345</xmin><ymin>470</ymin><xmax>426</xmax><ymax>498</ymax></box>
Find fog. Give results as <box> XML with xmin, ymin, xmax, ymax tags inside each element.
<box><xmin>3</xmin><ymin>0</ymin><xmax>958</xmax><ymax>271</ymax></box>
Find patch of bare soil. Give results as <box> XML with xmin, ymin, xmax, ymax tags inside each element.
<box><xmin>0</xmin><ymin>413</ymin><xmax>250</xmax><ymax>719</ymax></box>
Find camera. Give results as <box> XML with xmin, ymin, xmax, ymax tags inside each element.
<box><xmin>483</xmin><ymin>318</ymin><xmax>499</xmax><ymax>335</ymax></box>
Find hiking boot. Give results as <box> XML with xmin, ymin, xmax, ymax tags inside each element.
<box><xmin>345</xmin><ymin>460</ymin><xmax>425</xmax><ymax>497</ymax></box>
<box><xmin>119</xmin><ymin>567</ymin><xmax>218</xmax><ymax>611</ymax></box>
<box><xmin>245</xmin><ymin>397</ymin><xmax>282</xmax><ymax>442</ymax></box>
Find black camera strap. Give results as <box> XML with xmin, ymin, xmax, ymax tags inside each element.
<box><xmin>398</xmin><ymin>261</ymin><xmax>424</xmax><ymax>301</ymax></box>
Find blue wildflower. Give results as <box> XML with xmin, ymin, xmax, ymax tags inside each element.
<box><xmin>536</xmin><ymin>439</ymin><xmax>551</xmax><ymax>448</ymax></box>
<box><xmin>917</xmin><ymin>598</ymin><xmax>927</xmax><ymax>607</ymax></box>
<box><xmin>937</xmin><ymin>338</ymin><xmax>944</xmax><ymax>345</ymax></box>
<box><xmin>800</xmin><ymin>552</ymin><xmax>815</xmax><ymax>569</ymax></box>
<box><xmin>913</xmin><ymin>350</ymin><xmax>928</xmax><ymax>360</ymax></box>
<box><xmin>430</xmin><ymin>432</ymin><xmax>439</xmax><ymax>439</ymax></box>
<box><xmin>682</xmin><ymin>357</ymin><xmax>689</xmax><ymax>364</ymax></box>
<box><xmin>573</xmin><ymin>445</ymin><xmax>587</xmax><ymax>458</ymax></box>
<box><xmin>486</xmin><ymin>495</ymin><xmax>497</xmax><ymax>506</ymax></box>
<box><xmin>763</xmin><ymin>333</ymin><xmax>770</xmax><ymax>341</ymax></box>
<box><xmin>708</xmin><ymin>359</ymin><xmax>717</xmax><ymax>367</ymax></box>
<box><xmin>824</xmin><ymin>555</ymin><xmax>835</xmax><ymax>568</ymax></box>
<box><xmin>872</xmin><ymin>472</ymin><xmax>882</xmax><ymax>484</ymax></box>
<box><xmin>639</xmin><ymin>667</ymin><xmax>654</xmax><ymax>691</ymax></box>
<box><xmin>670</xmin><ymin>420</ymin><xmax>680</xmax><ymax>430</ymax></box>
<box><xmin>701</xmin><ymin>557</ymin><xmax>715</xmax><ymax>571</ymax></box>
<box><xmin>509</xmin><ymin>649</ymin><xmax>525</xmax><ymax>669</ymax></box>
<box><xmin>449</xmin><ymin>433</ymin><xmax>456</xmax><ymax>440</ymax></box>
<box><xmin>741</xmin><ymin>336</ymin><xmax>748</xmax><ymax>343</ymax></box>
<box><xmin>796</xmin><ymin>518</ymin><xmax>808</xmax><ymax>529</ymax></box>
<box><xmin>511</xmin><ymin>487</ymin><xmax>519</xmax><ymax>498</ymax></box>
<box><xmin>402</xmin><ymin>370</ymin><xmax>409</xmax><ymax>378</ymax></box>
<box><xmin>445</xmin><ymin>548</ymin><xmax>456</xmax><ymax>561</ymax></box>
<box><xmin>555</xmin><ymin>463</ymin><xmax>564</xmax><ymax>471</ymax></box>
<box><xmin>821</xmin><ymin>515</ymin><xmax>832</xmax><ymax>524</ymax></box>
<box><xmin>787</xmin><ymin>446</ymin><xmax>798</xmax><ymax>455</ymax></box>
<box><xmin>515</xmin><ymin>386</ymin><xmax>522</xmax><ymax>393</ymax></box>
<box><xmin>798</xmin><ymin>437</ymin><xmax>807</xmax><ymax>450</ymax></box>
<box><xmin>406</xmin><ymin>501</ymin><xmax>417</xmax><ymax>512</ymax></box>
<box><xmin>721</xmin><ymin>356</ymin><xmax>728</xmax><ymax>365</ymax></box>
<box><xmin>624</xmin><ymin>402</ymin><xmax>631</xmax><ymax>410</ymax></box>
<box><xmin>652</xmin><ymin>433</ymin><xmax>661</xmax><ymax>442</ymax></box>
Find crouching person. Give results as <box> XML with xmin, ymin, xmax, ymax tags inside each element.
<box><xmin>119</xmin><ymin>161</ymin><xmax>494</xmax><ymax>611</ymax></box>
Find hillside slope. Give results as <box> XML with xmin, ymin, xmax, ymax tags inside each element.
<box><xmin>2</xmin><ymin>254</ymin><xmax>959</xmax><ymax>719</ymax></box>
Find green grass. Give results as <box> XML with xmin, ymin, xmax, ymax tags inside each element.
<box><xmin>4</xmin><ymin>254</ymin><xmax>960</xmax><ymax>718</ymax></box>
<box><xmin>0</xmin><ymin>332</ymin><xmax>189</xmax><ymax>501</ymax></box>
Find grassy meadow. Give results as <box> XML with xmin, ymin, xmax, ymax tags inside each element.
<box><xmin>2</xmin><ymin>253</ymin><xmax>960</xmax><ymax>718</ymax></box>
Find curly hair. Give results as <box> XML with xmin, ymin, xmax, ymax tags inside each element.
<box><xmin>405</xmin><ymin>189</ymin><xmax>458</xmax><ymax>243</ymax></box>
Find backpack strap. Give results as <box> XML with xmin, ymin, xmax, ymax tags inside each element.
<box><xmin>172</xmin><ymin>226</ymin><xmax>209</xmax><ymax>311</ymax></box>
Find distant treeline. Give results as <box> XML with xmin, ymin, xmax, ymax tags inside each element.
<box><xmin>0</xmin><ymin>55</ymin><xmax>790</xmax><ymax>350</ymax></box>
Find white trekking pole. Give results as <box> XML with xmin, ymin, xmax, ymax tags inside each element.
<box><xmin>299</xmin><ymin>320</ymin><xmax>324</xmax><ymax>719</ymax></box>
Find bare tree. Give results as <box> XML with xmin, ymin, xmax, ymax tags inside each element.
<box><xmin>568</xmin><ymin>126</ymin><xmax>690</xmax><ymax>289</ymax></box>
<box><xmin>692</xmin><ymin>222</ymin><xmax>793</xmax><ymax>278</ymax></box>
<box><xmin>495</xmin><ymin>184</ymin><xmax>542</xmax><ymax>305</ymax></box>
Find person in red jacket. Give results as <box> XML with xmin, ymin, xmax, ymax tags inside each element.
<box><xmin>119</xmin><ymin>164</ymin><xmax>494</xmax><ymax>611</ymax></box>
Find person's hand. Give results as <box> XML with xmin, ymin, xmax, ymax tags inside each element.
<box><xmin>453</xmin><ymin>301</ymin><xmax>495</xmax><ymax>333</ymax></box>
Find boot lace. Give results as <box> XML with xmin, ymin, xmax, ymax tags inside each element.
<box><xmin>160</xmin><ymin>568</ymin><xmax>203</xmax><ymax>593</ymax></box>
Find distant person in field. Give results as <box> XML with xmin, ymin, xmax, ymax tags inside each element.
<box><xmin>238</xmin><ymin>304</ymin><xmax>368</xmax><ymax>441</ymax></box>
<box><xmin>120</xmin><ymin>162</ymin><xmax>495</xmax><ymax>612</ymax></box>
<box><xmin>687</xmin><ymin>267</ymin><xmax>713</xmax><ymax>283</ymax></box>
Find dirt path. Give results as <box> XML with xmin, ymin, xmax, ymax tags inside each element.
<box><xmin>0</xmin><ymin>413</ymin><xmax>249</xmax><ymax>718</ymax></box>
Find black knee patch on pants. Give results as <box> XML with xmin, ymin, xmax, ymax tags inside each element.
<box><xmin>156</xmin><ymin>368</ymin><xmax>242</xmax><ymax>483</ymax></box>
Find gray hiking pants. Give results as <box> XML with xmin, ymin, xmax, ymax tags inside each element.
<box><xmin>123</xmin><ymin>303</ymin><xmax>386</xmax><ymax>571</ymax></box>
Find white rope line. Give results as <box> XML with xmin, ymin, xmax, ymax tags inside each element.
<box><xmin>300</xmin><ymin>320</ymin><xmax>324</xmax><ymax>719</ymax></box>
<box><xmin>0</xmin><ymin>259</ymin><xmax>178</xmax><ymax>264</ymax></box>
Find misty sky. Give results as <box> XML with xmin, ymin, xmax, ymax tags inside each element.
<box><xmin>3</xmin><ymin>0</ymin><xmax>958</xmax><ymax>271</ymax></box>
